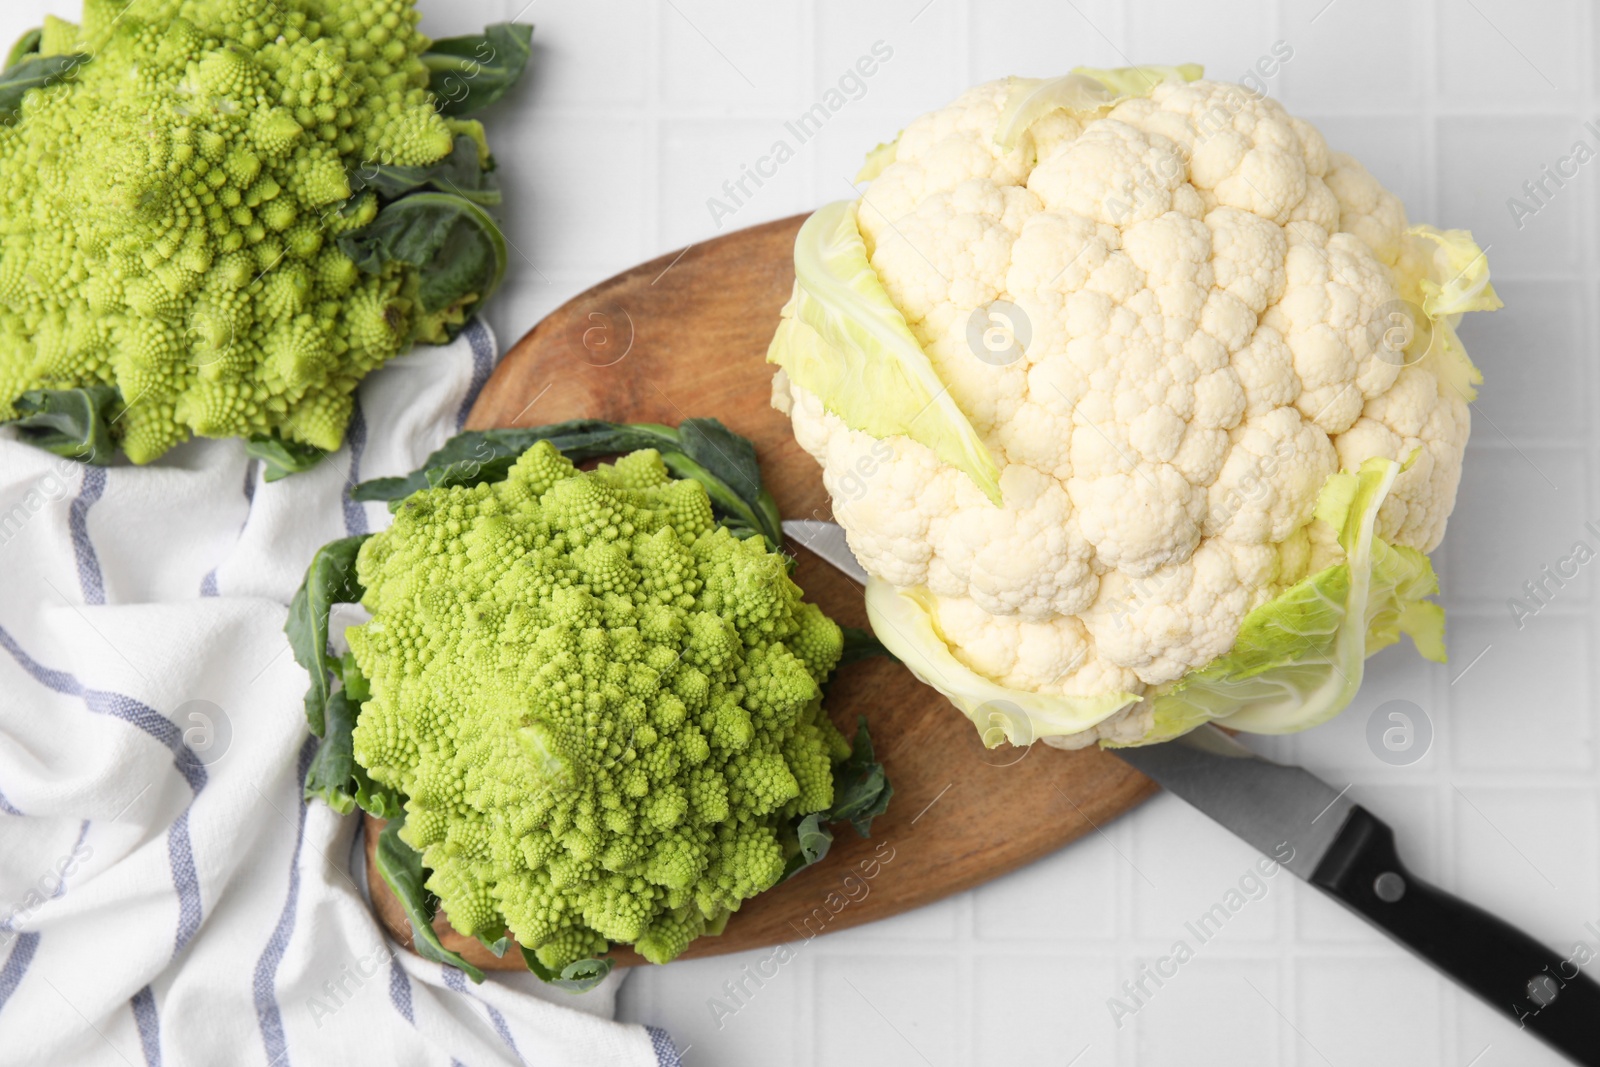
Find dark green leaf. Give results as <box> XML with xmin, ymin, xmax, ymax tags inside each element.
<box><xmin>424</xmin><ymin>23</ymin><xmax>534</xmax><ymax>117</ymax></box>
<box><xmin>304</xmin><ymin>687</ymin><xmax>358</xmax><ymax>814</ymax></box>
<box><xmin>519</xmin><ymin>947</ymin><xmax>615</xmax><ymax>992</ymax></box>
<box><xmin>245</xmin><ymin>434</ymin><xmax>327</xmax><ymax>481</ymax></box>
<box><xmin>285</xmin><ymin>535</ymin><xmax>370</xmax><ymax>736</ymax></box>
<box><xmin>0</xmin><ymin>51</ymin><xmax>84</xmax><ymax>119</ymax></box>
<box><xmin>779</xmin><ymin>811</ymin><xmax>834</xmax><ymax>882</ymax></box>
<box><xmin>674</xmin><ymin>418</ymin><xmax>780</xmax><ymax>542</ymax></box>
<box><xmin>339</xmin><ymin>191</ymin><xmax>508</xmax><ymax>338</ymax></box>
<box><xmin>375</xmin><ymin>814</ymin><xmax>485</xmax><ymax>983</ymax></box>
<box><xmin>5</xmin><ymin>29</ymin><xmax>41</xmax><ymax>70</ymax></box>
<box><xmin>836</xmin><ymin>626</ymin><xmax>898</xmax><ymax>670</ymax></box>
<box><xmin>351</xmin><ymin>419</ymin><xmax>785</xmax><ymax>548</ymax></box>
<box><xmin>349</xmin><ymin>134</ymin><xmax>501</xmax><ymax>207</ymax></box>
<box><xmin>828</xmin><ymin>717</ymin><xmax>892</xmax><ymax>837</ymax></box>
<box><xmin>351</xmin><ymin>421</ymin><xmax>681</xmax><ymax>503</ymax></box>
<box><xmin>8</xmin><ymin>386</ymin><xmax>119</xmax><ymax>464</ymax></box>
<box><xmin>303</xmin><ymin>656</ymin><xmax>401</xmax><ymax>817</ymax></box>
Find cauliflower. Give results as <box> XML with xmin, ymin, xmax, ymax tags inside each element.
<box><xmin>344</xmin><ymin>444</ymin><xmax>855</xmax><ymax>968</ymax></box>
<box><xmin>0</xmin><ymin>0</ymin><xmax>520</xmax><ymax>463</ymax></box>
<box><xmin>769</xmin><ymin>67</ymin><xmax>1499</xmax><ymax>748</ymax></box>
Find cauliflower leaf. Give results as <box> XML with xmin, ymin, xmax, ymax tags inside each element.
<box><xmin>768</xmin><ymin>200</ymin><xmax>1003</xmax><ymax>503</ymax></box>
<box><xmin>1138</xmin><ymin>456</ymin><xmax>1445</xmax><ymax>743</ymax></box>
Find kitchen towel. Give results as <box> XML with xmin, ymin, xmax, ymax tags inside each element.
<box><xmin>0</xmin><ymin>321</ymin><xmax>679</xmax><ymax>1067</ymax></box>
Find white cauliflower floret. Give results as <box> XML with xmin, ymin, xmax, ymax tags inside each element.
<box><xmin>777</xmin><ymin>71</ymin><xmax>1490</xmax><ymax>745</ymax></box>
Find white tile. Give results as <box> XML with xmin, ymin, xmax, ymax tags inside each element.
<box><xmin>1127</xmin><ymin>1</ymin><xmax>1283</xmax><ymax>86</ymax></box>
<box><xmin>1300</xmin><ymin>114</ymin><xmax>1430</xmax><ymax>217</ymax></box>
<box><xmin>1277</xmin><ymin>0</ymin><xmax>1425</xmax><ymax>111</ymax></box>
<box><xmin>973</xmin><ymin>829</ymin><xmax>1120</xmax><ymax>941</ymax></box>
<box><xmin>1451</xmin><ymin>616</ymin><xmax>1594</xmax><ymax>770</ymax></box>
<box><xmin>1443</xmin><ymin>447</ymin><xmax>1588</xmax><ymax>605</ymax></box>
<box><xmin>1129</xmin><ymin>958</ymin><xmax>1281</xmax><ymax>1065</ymax></box>
<box><xmin>658</xmin><ymin>119</ymin><xmax>815</xmax><ymax>249</ymax></box>
<box><xmin>815</xmin><ymin>0</ymin><xmax>962</xmax><ymax>118</ymax></box>
<box><xmin>415</xmin><ymin>0</ymin><xmax>507</xmax><ymax>40</ymax></box>
<box><xmin>1130</xmin><ymin>793</ymin><xmax>1282</xmax><ymax>943</ymax></box>
<box><xmin>809</xmin><ymin>114</ymin><xmax>899</xmax><ymax>200</ymax></box>
<box><xmin>1436</xmin><ymin>115</ymin><xmax>1587</xmax><ymax>278</ymax></box>
<box><xmin>973</xmin><ymin>956</ymin><xmax>1118</xmax><ymax>1067</ymax></box>
<box><xmin>622</xmin><ymin>945</ymin><xmax>802</xmax><ymax>1066</ymax></box>
<box><xmin>520</xmin><ymin>0</ymin><xmax>652</xmax><ymax>105</ymax></box>
<box><xmin>1296</xmin><ymin>956</ymin><xmax>1443</xmax><ymax>1066</ymax></box>
<box><xmin>1451</xmin><ymin>788</ymin><xmax>1600</xmax><ymax>950</ymax></box>
<box><xmin>659</xmin><ymin>0</ymin><xmax>807</xmax><ymax>107</ymax></box>
<box><xmin>815</xmin><ymin>955</ymin><xmax>959</xmax><ymax>1066</ymax></box>
<box><xmin>1453</xmin><ymin>985</ymin><xmax>1579</xmax><ymax>1067</ymax></box>
<box><xmin>967</xmin><ymin>0</ymin><xmax>1130</xmax><ymax>83</ymax></box>
<box><xmin>1466</xmin><ymin>280</ymin><xmax>1589</xmax><ymax>442</ymax></box>
<box><xmin>1437</xmin><ymin>0</ymin><xmax>1581</xmax><ymax>105</ymax></box>
<box><xmin>493</xmin><ymin>115</ymin><xmax>650</xmax><ymax>274</ymax></box>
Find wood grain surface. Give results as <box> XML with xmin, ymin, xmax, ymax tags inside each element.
<box><xmin>364</xmin><ymin>213</ymin><xmax>1158</xmax><ymax>969</ymax></box>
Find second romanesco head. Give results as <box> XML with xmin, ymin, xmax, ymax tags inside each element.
<box><xmin>0</xmin><ymin>0</ymin><xmax>480</xmax><ymax>461</ymax></box>
<box><xmin>347</xmin><ymin>444</ymin><xmax>850</xmax><ymax>968</ymax></box>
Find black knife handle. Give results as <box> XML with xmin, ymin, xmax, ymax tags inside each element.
<box><xmin>1311</xmin><ymin>806</ymin><xmax>1600</xmax><ymax>1066</ymax></box>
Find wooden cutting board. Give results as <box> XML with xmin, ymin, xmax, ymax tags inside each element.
<box><xmin>363</xmin><ymin>213</ymin><xmax>1158</xmax><ymax>969</ymax></box>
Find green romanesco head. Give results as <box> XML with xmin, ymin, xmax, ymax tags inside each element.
<box><xmin>0</xmin><ymin>0</ymin><xmax>460</xmax><ymax>462</ymax></box>
<box><xmin>347</xmin><ymin>445</ymin><xmax>850</xmax><ymax>967</ymax></box>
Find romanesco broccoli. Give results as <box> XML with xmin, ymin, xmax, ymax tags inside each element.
<box><xmin>346</xmin><ymin>444</ymin><xmax>853</xmax><ymax>967</ymax></box>
<box><xmin>0</xmin><ymin>0</ymin><xmax>516</xmax><ymax>462</ymax></box>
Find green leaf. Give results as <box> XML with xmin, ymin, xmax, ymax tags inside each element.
<box><xmin>339</xmin><ymin>191</ymin><xmax>508</xmax><ymax>342</ymax></box>
<box><xmin>5</xmin><ymin>28</ymin><xmax>40</xmax><ymax>70</ymax></box>
<box><xmin>836</xmin><ymin>626</ymin><xmax>897</xmax><ymax>669</ymax></box>
<box><xmin>779</xmin><ymin>812</ymin><xmax>834</xmax><ymax>882</ymax></box>
<box><xmin>477</xmin><ymin>933</ymin><xmax>513</xmax><ymax>958</ymax></box>
<box><xmin>423</xmin><ymin>22</ymin><xmax>534</xmax><ymax>118</ymax></box>
<box><xmin>672</xmin><ymin>418</ymin><xmax>782</xmax><ymax>546</ymax></box>
<box><xmin>519</xmin><ymin>948</ymin><xmax>615</xmax><ymax>993</ymax></box>
<box><xmin>303</xmin><ymin>655</ymin><xmax>401</xmax><ymax>817</ymax></box>
<box><xmin>767</xmin><ymin>200</ymin><xmax>1002</xmax><ymax>504</ymax></box>
<box><xmin>352</xmin><ymin>421</ymin><xmax>674</xmax><ymax>503</ymax></box>
<box><xmin>286</xmin><ymin>535</ymin><xmax>370</xmax><ymax>736</ymax></box>
<box><xmin>827</xmin><ymin>717</ymin><xmax>892</xmax><ymax>838</ymax></box>
<box><xmin>349</xmin><ymin>134</ymin><xmax>502</xmax><ymax>207</ymax></box>
<box><xmin>8</xmin><ymin>385</ymin><xmax>119</xmax><ymax>464</ymax></box>
<box><xmin>0</xmin><ymin>51</ymin><xmax>84</xmax><ymax>119</ymax></box>
<box><xmin>351</xmin><ymin>420</ymin><xmax>785</xmax><ymax>549</ymax></box>
<box><xmin>245</xmin><ymin>434</ymin><xmax>327</xmax><ymax>481</ymax></box>
<box><xmin>304</xmin><ymin>687</ymin><xmax>359</xmax><ymax>814</ymax></box>
<box><xmin>375</xmin><ymin>814</ymin><xmax>485</xmax><ymax>983</ymax></box>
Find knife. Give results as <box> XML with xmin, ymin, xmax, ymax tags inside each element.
<box><xmin>785</xmin><ymin>519</ymin><xmax>1600</xmax><ymax>1066</ymax></box>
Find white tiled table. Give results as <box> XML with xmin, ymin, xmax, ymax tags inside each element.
<box><xmin>11</xmin><ymin>1</ymin><xmax>1597</xmax><ymax>1063</ymax></box>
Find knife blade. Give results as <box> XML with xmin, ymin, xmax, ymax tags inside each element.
<box><xmin>788</xmin><ymin>520</ymin><xmax>1600</xmax><ymax>1066</ymax></box>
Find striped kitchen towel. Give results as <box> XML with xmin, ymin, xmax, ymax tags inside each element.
<box><xmin>0</xmin><ymin>321</ymin><xmax>679</xmax><ymax>1067</ymax></box>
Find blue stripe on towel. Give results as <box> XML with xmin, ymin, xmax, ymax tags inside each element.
<box><xmin>0</xmin><ymin>932</ymin><xmax>39</xmax><ymax>1016</ymax></box>
<box><xmin>68</xmin><ymin>466</ymin><xmax>106</xmax><ymax>605</ymax></box>
<box><xmin>252</xmin><ymin>735</ymin><xmax>319</xmax><ymax>1067</ymax></box>
<box><xmin>442</xmin><ymin>965</ymin><xmax>524</xmax><ymax>1065</ymax></box>
<box><xmin>455</xmin><ymin>319</ymin><xmax>496</xmax><ymax>430</ymax></box>
<box><xmin>388</xmin><ymin>957</ymin><xmax>415</xmax><ymax>1024</ymax></box>
<box><xmin>341</xmin><ymin>397</ymin><xmax>369</xmax><ymax>537</ymax></box>
<box><xmin>131</xmin><ymin>984</ymin><xmax>162</xmax><ymax>1066</ymax></box>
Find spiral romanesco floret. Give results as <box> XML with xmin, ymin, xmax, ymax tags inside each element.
<box><xmin>0</xmin><ymin>0</ymin><xmax>467</xmax><ymax>462</ymax></box>
<box><xmin>346</xmin><ymin>445</ymin><xmax>851</xmax><ymax>967</ymax></box>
